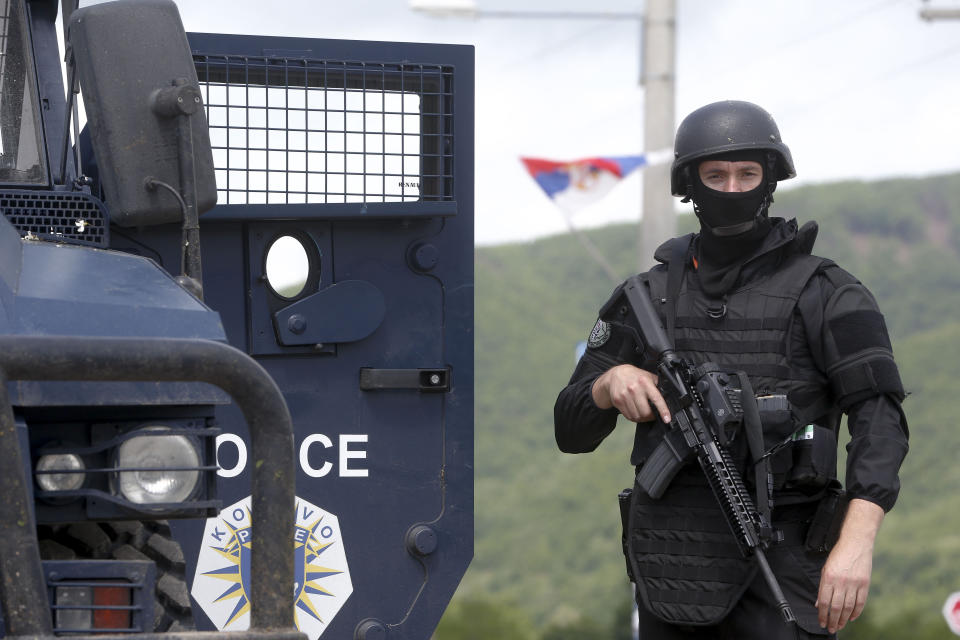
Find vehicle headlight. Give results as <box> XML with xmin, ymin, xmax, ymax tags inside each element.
<box><xmin>35</xmin><ymin>454</ymin><xmax>86</xmax><ymax>491</ymax></box>
<box><xmin>116</xmin><ymin>426</ymin><xmax>200</xmax><ymax>504</ymax></box>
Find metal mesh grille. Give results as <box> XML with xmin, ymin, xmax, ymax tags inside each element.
<box><xmin>34</xmin><ymin>424</ymin><xmax>218</xmax><ymax>518</ymax></box>
<box><xmin>0</xmin><ymin>190</ymin><xmax>109</xmax><ymax>246</ymax></box>
<box><xmin>194</xmin><ymin>55</ymin><xmax>454</xmax><ymax>206</ymax></box>
<box><xmin>43</xmin><ymin>563</ymin><xmax>153</xmax><ymax>635</ymax></box>
<box><xmin>48</xmin><ymin>579</ymin><xmax>143</xmax><ymax>634</ymax></box>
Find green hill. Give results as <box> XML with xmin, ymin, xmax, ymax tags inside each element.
<box><xmin>445</xmin><ymin>171</ymin><xmax>960</xmax><ymax>638</ymax></box>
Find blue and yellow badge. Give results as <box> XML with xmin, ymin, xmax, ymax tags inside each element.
<box><xmin>192</xmin><ymin>496</ymin><xmax>353</xmax><ymax>639</ymax></box>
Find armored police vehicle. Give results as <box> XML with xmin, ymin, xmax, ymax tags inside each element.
<box><xmin>0</xmin><ymin>1</ymin><xmax>473</xmax><ymax>639</ymax></box>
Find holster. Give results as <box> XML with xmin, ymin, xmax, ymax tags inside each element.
<box><xmin>804</xmin><ymin>485</ymin><xmax>849</xmax><ymax>553</ymax></box>
<box><xmin>618</xmin><ymin>487</ymin><xmax>635</xmax><ymax>582</ymax></box>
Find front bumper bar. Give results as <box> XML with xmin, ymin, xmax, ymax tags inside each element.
<box><xmin>0</xmin><ymin>336</ymin><xmax>303</xmax><ymax>640</ymax></box>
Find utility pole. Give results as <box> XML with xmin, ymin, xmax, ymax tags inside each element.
<box><xmin>919</xmin><ymin>4</ymin><xmax>960</xmax><ymax>20</ymax></box>
<box><xmin>639</xmin><ymin>0</ymin><xmax>676</xmax><ymax>272</ymax></box>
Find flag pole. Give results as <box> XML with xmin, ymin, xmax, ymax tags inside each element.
<box><xmin>561</xmin><ymin>217</ymin><xmax>621</xmax><ymax>284</ymax></box>
<box><xmin>520</xmin><ymin>155</ymin><xmax>651</xmax><ymax>285</ymax></box>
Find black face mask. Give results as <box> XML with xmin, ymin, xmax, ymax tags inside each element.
<box><xmin>692</xmin><ymin>179</ymin><xmax>769</xmax><ymax>237</ymax></box>
<box><xmin>690</xmin><ymin>154</ymin><xmax>774</xmax><ymax>296</ymax></box>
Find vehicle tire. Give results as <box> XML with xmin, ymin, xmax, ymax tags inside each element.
<box><xmin>37</xmin><ymin>520</ymin><xmax>195</xmax><ymax>632</ymax></box>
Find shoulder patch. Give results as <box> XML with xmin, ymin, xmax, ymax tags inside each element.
<box><xmin>587</xmin><ymin>319</ymin><xmax>611</xmax><ymax>349</ymax></box>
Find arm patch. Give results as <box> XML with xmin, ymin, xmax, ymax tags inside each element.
<box><xmin>829</xmin><ymin>309</ymin><xmax>893</xmax><ymax>358</ymax></box>
<box><xmin>587</xmin><ymin>319</ymin><xmax>611</xmax><ymax>348</ymax></box>
<box><xmin>821</xmin><ymin>279</ymin><xmax>904</xmax><ymax>407</ymax></box>
<box><xmin>831</xmin><ymin>357</ymin><xmax>905</xmax><ymax>408</ymax></box>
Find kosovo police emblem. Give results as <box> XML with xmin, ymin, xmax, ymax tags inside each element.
<box><xmin>191</xmin><ymin>496</ymin><xmax>353</xmax><ymax>639</ymax></box>
<box><xmin>587</xmin><ymin>319</ymin><xmax>610</xmax><ymax>348</ymax></box>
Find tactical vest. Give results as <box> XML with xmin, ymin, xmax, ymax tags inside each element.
<box><xmin>653</xmin><ymin>238</ymin><xmax>838</xmax><ymax>442</ymax></box>
<box><xmin>626</xmin><ymin>237</ymin><xmax>834</xmax><ymax>626</ymax></box>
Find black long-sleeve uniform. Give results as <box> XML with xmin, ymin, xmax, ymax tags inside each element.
<box><xmin>555</xmin><ymin>222</ymin><xmax>909</xmax><ymax>512</ymax></box>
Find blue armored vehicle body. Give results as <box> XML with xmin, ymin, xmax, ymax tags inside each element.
<box><xmin>0</xmin><ymin>1</ymin><xmax>474</xmax><ymax>639</ymax></box>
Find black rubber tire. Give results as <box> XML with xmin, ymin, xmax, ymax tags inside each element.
<box><xmin>37</xmin><ymin>520</ymin><xmax>194</xmax><ymax>632</ymax></box>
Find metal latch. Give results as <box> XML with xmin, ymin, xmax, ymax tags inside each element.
<box><xmin>359</xmin><ymin>368</ymin><xmax>451</xmax><ymax>392</ymax></box>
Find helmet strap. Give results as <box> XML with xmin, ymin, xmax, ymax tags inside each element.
<box><xmin>765</xmin><ymin>151</ymin><xmax>778</xmax><ymax>204</ymax></box>
<box><xmin>681</xmin><ymin>166</ymin><xmax>694</xmax><ymax>203</ymax></box>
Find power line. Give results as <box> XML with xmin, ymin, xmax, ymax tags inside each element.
<box><xmin>782</xmin><ymin>39</ymin><xmax>960</xmax><ymax>117</ymax></box>
<box><xmin>515</xmin><ymin>21</ymin><xmax>624</xmax><ymax>67</ymax></box>
<box><xmin>920</xmin><ymin>4</ymin><xmax>960</xmax><ymax>21</ymax></box>
<box><xmin>776</xmin><ymin>0</ymin><xmax>906</xmax><ymax>51</ymax></box>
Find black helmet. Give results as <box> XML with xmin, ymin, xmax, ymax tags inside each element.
<box><xmin>670</xmin><ymin>100</ymin><xmax>795</xmax><ymax>197</ymax></box>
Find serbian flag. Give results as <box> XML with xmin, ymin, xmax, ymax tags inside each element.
<box><xmin>521</xmin><ymin>154</ymin><xmax>650</xmax><ymax>214</ymax></box>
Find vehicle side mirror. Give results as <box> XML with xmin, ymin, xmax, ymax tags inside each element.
<box><xmin>69</xmin><ymin>0</ymin><xmax>216</xmax><ymax>227</ymax></box>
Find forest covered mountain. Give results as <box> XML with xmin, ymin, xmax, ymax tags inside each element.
<box><xmin>438</xmin><ymin>171</ymin><xmax>960</xmax><ymax>639</ymax></box>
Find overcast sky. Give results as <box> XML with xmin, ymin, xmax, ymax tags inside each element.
<box><xmin>87</xmin><ymin>0</ymin><xmax>960</xmax><ymax>245</ymax></box>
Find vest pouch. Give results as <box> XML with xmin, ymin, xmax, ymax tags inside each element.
<box><xmin>785</xmin><ymin>425</ymin><xmax>837</xmax><ymax>494</ymax></box>
<box><xmin>757</xmin><ymin>395</ymin><xmax>795</xmax><ymax>488</ymax></box>
<box><xmin>627</xmin><ymin>466</ymin><xmax>757</xmax><ymax>626</ymax></box>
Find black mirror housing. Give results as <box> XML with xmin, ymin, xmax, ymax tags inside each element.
<box><xmin>69</xmin><ymin>0</ymin><xmax>217</xmax><ymax>227</ymax></box>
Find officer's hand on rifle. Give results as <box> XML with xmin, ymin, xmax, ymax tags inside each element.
<box><xmin>591</xmin><ymin>364</ymin><xmax>671</xmax><ymax>424</ymax></box>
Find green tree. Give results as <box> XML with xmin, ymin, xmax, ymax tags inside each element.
<box><xmin>540</xmin><ymin>616</ymin><xmax>607</xmax><ymax>640</ymax></box>
<box><xmin>432</xmin><ymin>597</ymin><xmax>537</xmax><ymax>640</ymax></box>
<box><xmin>607</xmin><ymin>591</ymin><xmax>636</xmax><ymax>640</ymax></box>
<box><xmin>840</xmin><ymin>607</ymin><xmax>947</xmax><ymax>640</ymax></box>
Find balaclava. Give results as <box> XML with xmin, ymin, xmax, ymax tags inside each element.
<box><xmin>691</xmin><ymin>150</ymin><xmax>776</xmax><ymax>297</ymax></box>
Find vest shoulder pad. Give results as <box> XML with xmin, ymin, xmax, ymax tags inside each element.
<box><xmin>815</xmin><ymin>260</ymin><xmax>858</xmax><ymax>290</ymax></box>
<box><xmin>653</xmin><ymin>234</ymin><xmax>695</xmax><ymax>265</ymax></box>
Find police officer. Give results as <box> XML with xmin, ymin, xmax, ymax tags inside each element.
<box><xmin>554</xmin><ymin>100</ymin><xmax>908</xmax><ymax>639</ymax></box>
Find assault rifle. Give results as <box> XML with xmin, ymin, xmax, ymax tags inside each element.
<box><xmin>602</xmin><ymin>275</ymin><xmax>796</xmax><ymax>624</ymax></box>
